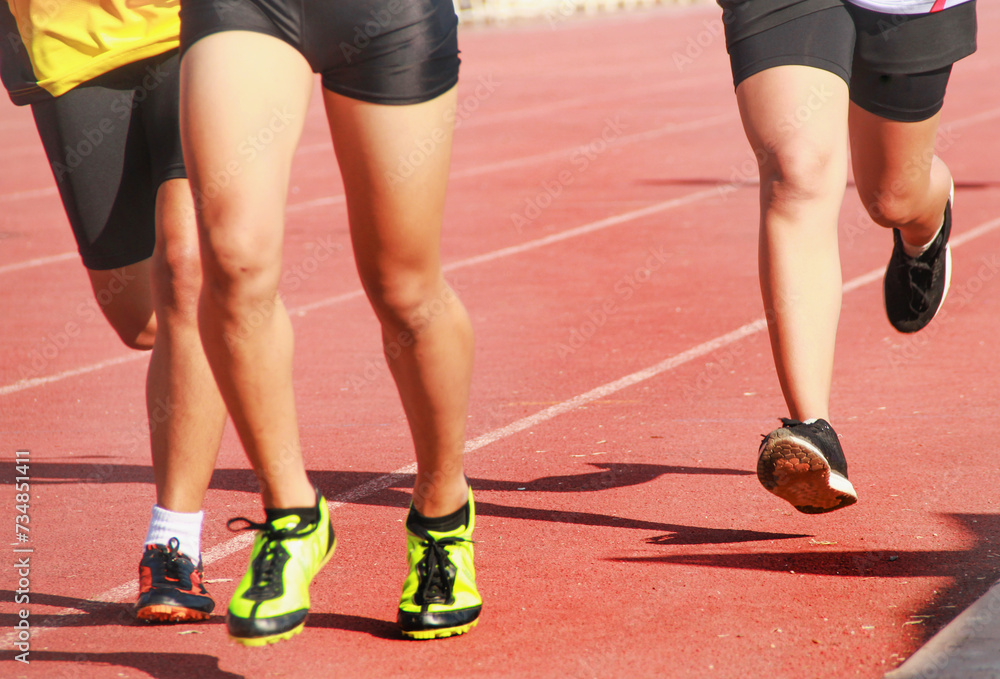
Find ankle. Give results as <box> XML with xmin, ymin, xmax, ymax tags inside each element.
<box><xmin>407</xmin><ymin>501</ymin><xmax>468</xmax><ymax>533</ymax></box>
<box><xmin>411</xmin><ymin>476</ymin><xmax>469</xmax><ymax>518</ymax></box>
<box><xmin>900</xmin><ymin>222</ymin><xmax>942</xmax><ymax>258</ymax></box>
<box><xmin>145</xmin><ymin>505</ymin><xmax>204</xmax><ymax>557</ymax></box>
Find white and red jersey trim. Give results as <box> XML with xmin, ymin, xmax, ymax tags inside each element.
<box><xmin>846</xmin><ymin>0</ymin><xmax>974</xmax><ymax>14</ymax></box>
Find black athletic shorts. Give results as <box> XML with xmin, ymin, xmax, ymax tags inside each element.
<box><xmin>30</xmin><ymin>50</ymin><xmax>184</xmax><ymax>270</ymax></box>
<box><xmin>179</xmin><ymin>0</ymin><xmax>461</xmax><ymax>105</ymax></box>
<box><xmin>723</xmin><ymin>0</ymin><xmax>977</xmax><ymax>122</ymax></box>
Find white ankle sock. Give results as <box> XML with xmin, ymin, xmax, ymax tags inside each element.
<box><xmin>144</xmin><ymin>505</ymin><xmax>203</xmax><ymax>558</ymax></box>
<box><xmin>902</xmin><ymin>222</ymin><xmax>943</xmax><ymax>259</ymax></box>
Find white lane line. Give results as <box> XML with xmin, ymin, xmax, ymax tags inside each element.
<box><xmin>946</xmin><ymin>106</ymin><xmax>1000</xmax><ymax>131</ymax></box>
<box><xmin>1</xmin><ymin>185</ymin><xmax>726</xmax><ymax>396</ymax></box>
<box><xmin>0</xmin><ymin>113</ymin><xmax>733</xmax><ymax>268</ymax></box>
<box><xmin>5</xmin><ymin>94</ymin><xmax>993</xmax><ymax>273</ymax></box>
<box><xmin>2</xmin><ymin>322</ymin><xmax>773</xmax><ymax>644</ymax></box>
<box><xmin>2</xmin><ymin>95</ymin><xmax>999</xmax><ymax>213</ymax></box>
<box><xmin>0</xmin><ymin>251</ymin><xmax>76</xmax><ymax>276</ymax></box>
<box><xmin>6</xmin><ymin>97</ymin><xmax>995</xmax><ymax>275</ymax></box>
<box><xmin>12</xmin><ymin>212</ymin><xmax>1000</xmax><ymax>642</ymax></box>
<box><xmin>279</xmin><ymin>113</ymin><xmax>734</xmax><ymax>213</ymax></box>
<box><xmin>0</xmin><ymin>77</ymin><xmax>717</xmax><ymax>208</ymax></box>
<box><xmin>6</xmin><ymin>194</ymin><xmax>1000</xmax><ymax>401</ymax></box>
<box><xmin>444</xmin><ymin>186</ymin><xmax>723</xmax><ymax>270</ymax></box>
<box><xmin>291</xmin><ymin>76</ymin><xmax>711</xmax><ymax>157</ymax></box>
<box><xmin>291</xmin><ymin>185</ymin><xmax>727</xmax><ymax>318</ymax></box>
<box><xmin>0</xmin><ymin>354</ymin><xmax>143</xmax><ymax>397</ymax></box>
<box><xmin>452</xmin><ymin>113</ymin><xmax>733</xmax><ymax>181</ymax></box>
<box><xmin>285</xmin><ymin>194</ymin><xmax>345</xmax><ymax>213</ymax></box>
<box><xmin>0</xmin><ymin>186</ymin><xmax>58</xmax><ymax>203</ymax></box>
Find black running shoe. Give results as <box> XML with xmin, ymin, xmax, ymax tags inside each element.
<box><xmin>883</xmin><ymin>193</ymin><xmax>952</xmax><ymax>333</ymax></box>
<box><xmin>757</xmin><ymin>418</ymin><xmax>858</xmax><ymax>514</ymax></box>
<box><xmin>136</xmin><ymin>537</ymin><xmax>215</xmax><ymax>622</ymax></box>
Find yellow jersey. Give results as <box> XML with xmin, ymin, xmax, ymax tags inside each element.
<box><xmin>1</xmin><ymin>0</ymin><xmax>179</xmax><ymax>104</ymax></box>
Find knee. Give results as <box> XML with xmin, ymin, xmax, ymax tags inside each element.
<box><xmin>758</xmin><ymin>141</ymin><xmax>842</xmax><ymax>208</ymax></box>
<box><xmin>198</xmin><ymin>226</ymin><xmax>281</xmax><ymax>310</ymax></box>
<box><xmin>364</xmin><ymin>271</ymin><xmax>450</xmax><ymax>333</ymax></box>
<box><xmin>860</xmin><ymin>186</ymin><xmax>925</xmax><ymax>228</ymax></box>
<box><xmin>110</xmin><ymin>312</ymin><xmax>157</xmax><ymax>351</ymax></box>
<box><xmin>90</xmin><ymin>268</ymin><xmax>157</xmax><ymax>350</ymax></box>
<box><xmin>152</xmin><ymin>239</ymin><xmax>203</xmax><ymax>316</ymax></box>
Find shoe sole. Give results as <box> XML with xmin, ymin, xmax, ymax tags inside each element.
<box><xmin>758</xmin><ymin>430</ymin><xmax>858</xmax><ymax>514</ymax></box>
<box><xmin>938</xmin><ymin>245</ymin><xmax>953</xmax><ymax>318</ymax></box>
<box><xmin>941</xmin><ymin>182</ymin><xmax>954</xmax><ymax>315</ymax></box>
<box><xmin>227</xmin><ymin>532</ymin><xmax>338</xmax><ymax>647</ymax></box>
<box><xmin>136</xmin><ymin>604</ymin><xmax>211</xmax><ymax>623</ymax></box>
<box><xmin>401</xmin><ymin>617</ymin><xmax>479</xmax><ymax>640</ymax></box>
<box><xmin>229</xmin><ymin>621</ymin><xmax>306</xmax><ymax>647</ymax></box>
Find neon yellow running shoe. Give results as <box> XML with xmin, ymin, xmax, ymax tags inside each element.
<box><xmin>226</xmin><ymin>489</ymin><xmax>336</xmax><ymax>646</ymax></box>
<box><xmin>398</xmin><ymin>489</ymin><xmax>482</xmax><ymax>640</ymax></box>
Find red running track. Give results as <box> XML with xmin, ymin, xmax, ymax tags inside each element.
<box><xmin>2</xmin><ymin>4</ymin><xmax>1000</xmax><ymax>678</ymax></box>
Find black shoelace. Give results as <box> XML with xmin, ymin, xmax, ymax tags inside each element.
<box><xmin>411</xmin><ymin>528</ymin><xmax>469</xmax><ymax>606</ymax></box>
<box><xmin>157</xmin><ymin>537</ymin><xmax>194</xmax><ymax>589</ymax></box>
<box><xmin>227</xmin><ymin>517</ymin><xmax>316</xmax><ymax>600</ymax></box>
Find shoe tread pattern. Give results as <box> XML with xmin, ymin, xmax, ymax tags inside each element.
<box><xmin>758</xmin><ymin>430</ymin><xmax>857</xmax><ymax>514</ymax></box>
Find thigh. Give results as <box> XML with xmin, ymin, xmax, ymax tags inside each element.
<box><xmin>845</xmin><ymin>4</ymin><xmax>974</xmax><ymax>203</ymax></box>
<box><xmin>847</xmin><ymin>102</ymin><xmax>942</xmax><ymax>214</ymax></box>
<box><xmin>30</xmin><ymin>68</ymin><xmax>158</xmax><ymax>271</ymax></box>
<box><xmin>736</xmin><ymin>65</ymin><xmax>850</xmax><ymax>174</ymax></box>
<box><xmin>180</xmin><ymin>30</ymin><xmax>313</xmax><ymax>272</ymax></box>
<box><xmin>325</xmin><ymin>86</ymin><xmax>457</xmax><ymax>283</ymax></box>
<box><xmin>87</xmin><ymin>261</ymin><xmax>155</xmax><ymax>348</ymax></box>
<box><xmin>730</xmin><ymin>7</ymin><xmax>853</xmax><ymax>176</ymax></box>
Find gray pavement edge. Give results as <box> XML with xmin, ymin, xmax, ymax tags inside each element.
<box><xmin>885</xmin><ymin>577</ymin><xmax>1000</xmax><ymax>679</ymax></box>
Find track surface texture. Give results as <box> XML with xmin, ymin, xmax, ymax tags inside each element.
<box><xmin>2</xmin><ymin>4</ymin><xmax>1000</xmax><ymax>678</ymax></box>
